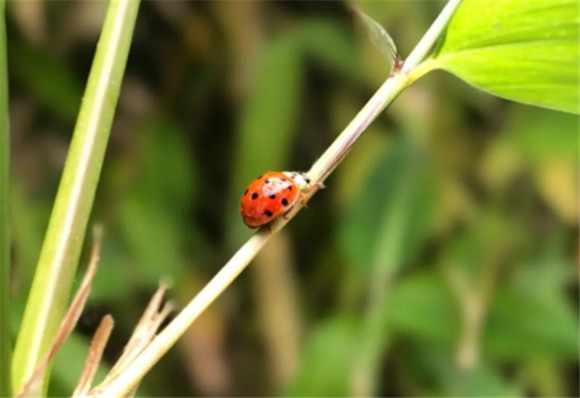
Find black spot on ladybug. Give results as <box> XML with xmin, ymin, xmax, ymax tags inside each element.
<box><xmin>251</xmin><ymin>192</ymin><xmax>259</xmax><ymax>200</ymax></box>
<box><xmin>244</xmin><ymin>189</ymin><xmax>248</xmax><ymax>195</ymax></box>
<box><xmin>265</xmin><ymin>178</ymin><xmax>270</xmax><ymax>183</ymax></box>
<box><xmin>264</xmin><ymin>210</ymin><xmax>273</xmax><ymax>217</ymax></box>
<box><xmin>268</xmin><ymin>194</ymin><xmax>276</xmax><ymax>199</ymax></box>
<box><xmin>281</xmin><ymin>198</ymin><xmax>289</xmax><ymax>206</ymax></box>
<box><xmin>287</xmin><ymin>186</ymin><xmax>293</xmax><ymax>191</ymax></box>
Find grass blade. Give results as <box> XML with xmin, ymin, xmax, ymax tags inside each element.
<box><xmin>11</xmin><ymin>0</ymin><xmax>141</xmax><ymax>394</ymax></box>
<box><xmin>0</xmin><ymin>1</ymin><xmax>12</xmax><ymax>396</ymax></box>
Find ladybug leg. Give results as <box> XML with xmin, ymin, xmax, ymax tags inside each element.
<box><xmin>304</xmin><ymin>181</ymin><xmax>325</xmax><ymax>198</ymax></box>
<box><xmin>299</xmin><ymin>181</ymin><xmax>324</xmax><ymax>206</ymax></box>
<box><xmin>304</xmin><ymin>179</ymin><xmax>324</xmax><ymax>192</ymax></box>
<box><xmin>299</xmin><ymin>193</ymin><xmax>309</xmax><ymax>208</ymax></box>
<box><xmin>314</xmin><ymin>181</ymin><xmax>325</xmax><ymax>190</ymax></box>
<box><xmin>261</xmin><ymin>222</ymin><xmax>273</xmax><ymax>233</ymax></box>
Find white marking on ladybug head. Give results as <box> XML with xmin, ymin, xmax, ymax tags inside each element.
<box><xmin>283</xmin><ymin>171</ymin><xmax>311</xmax><ymax>191</ymax></box>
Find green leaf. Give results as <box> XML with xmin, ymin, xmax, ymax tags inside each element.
<box><xmin>120</xmin><ymin>197</ymin><xmax>185</xmax><ymax>284</ymax></box>
<box><xmin>340</xmin><ymin>138</ymin><xmax>435</xmax><ymax>274</ymax></box>
<box><xmin>504</xmin><ymin>106</ymin><xmax>580</xmax><ymax>162</ymax></box>
<box><xmin>10</xmin><ymin>183</ymin><xmax>51</xmax><ymax>298</ymax></box>
<box><xmin>455</xmin><ymin>361</ymin><xmax>519</xmax><ymax>397</ymax></box>
<box><xmin>510</xmin><ymin>250</ymin><xmax>575</xmax><ymax>303</ymax></box>
<box><xmin>402</xmin><ymin>344</ymin><xmax>519</xmax><ymax>396</ymax></box>
<box><xmin>285</xmin><ymin>316</ymin><xmax>360</xmax><ymax>397</ymax></box>
<box><xmin>298</xmin><ymin>19</ymin><xmax>361</xmax><ymax>82</ymax></box>
<box><xmin>340</xmin><ymin>138</ymin><xmax>436</xmax><ymax>395</ymax></box>
<box><xmin>352</xmin><ymin>7</ymin><xmax>397</xmax><ymax>71</ymax></box>
<box><xmin>484</xmin><ymin>287</ymin><xmax>579</xmax><ymax>361</ymax></box>
<box><xmin>115</xmin><ymin>119</ymin><xmax>200</xmax><ymax>286</ymax></box>
<box><xmin>9</xmin><ymin>41</ymin><xmax>83</xmax><ymax>120</ymax></box>
<box><xmin>430</xmin><ymin>0</ymin><xmax>579</xmax><ymax>114</ymax></box>
<box><xmin>337</xmin><ymin>140</ymin><xmax>436</xmax><ymax>394</ymax></box>
<box><xmin>386</xmin><ymin>271</ymin><xmax>460</xmax><ymax>344</ymax></box>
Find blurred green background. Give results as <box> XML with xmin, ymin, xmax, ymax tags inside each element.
<box><xmin>5</xmin><ymin>1</ymin><xmax>579</xmax><ymax>396</ymax></box>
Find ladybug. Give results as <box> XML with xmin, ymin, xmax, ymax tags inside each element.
<box><xmin>240</xmin><ymin>171</ymin><xmax>311</xmax><ymax>228</ymax></box>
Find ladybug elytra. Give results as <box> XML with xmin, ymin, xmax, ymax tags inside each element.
<box><xmin>240</xmin><ymin>171</ymin><xmax>311</xmax><ymax>228</ymax></box>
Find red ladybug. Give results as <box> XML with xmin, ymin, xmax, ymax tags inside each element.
<box><xmin>240</xmin><ymin>171</ymin><xmax>311</xmax><ymax>228</ymax></box>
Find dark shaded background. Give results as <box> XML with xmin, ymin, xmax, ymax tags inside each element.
<box><xmin>6</xmin><ymin>1</ymin><xmax>579</xmax><ymax>396</ymax></box>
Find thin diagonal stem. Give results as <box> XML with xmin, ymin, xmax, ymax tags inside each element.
<box><xmin>93</xmin><ymin>1</ymin><xmax>463</xmax><ymax>396</ymax></box>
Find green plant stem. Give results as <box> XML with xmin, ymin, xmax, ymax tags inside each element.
<box><xmin>11</xmin><ymin>0</ymin><xmax>141</xmax><ymax>394</ymax></box>
<box><xmin>0</xmin><ymin>1</ymin><xmax>12</xmax><ymax>396</ymax></box>
<box><xmin>309</xmin><ymin>0</ymin><xmax>463</xmax><ymax>184</ymax></box>
<box><xmin>401</xmin><ymin>0</ymin><xmax>462</xmax><ymax>74</ymax></box>
<box><xmin>95</xmin><ymin>1</ymin><xmax>463</xmax><ymax>395</ymax></box>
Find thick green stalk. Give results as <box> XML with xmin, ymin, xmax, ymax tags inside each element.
<box><xmin>0</xmin><ymin>1</ymin><xmax>12</xmax><ymax>396</ymax></box>
<box><xmin>11</xmin><ymin>0</ymin><xmax>141</xmax><ymax>394</ymax></box>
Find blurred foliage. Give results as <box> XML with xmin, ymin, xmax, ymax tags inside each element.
<box><xmin>5</xmin><ymin>1</ymin><xmax>578</xmax><ymax>397</ymax></box>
